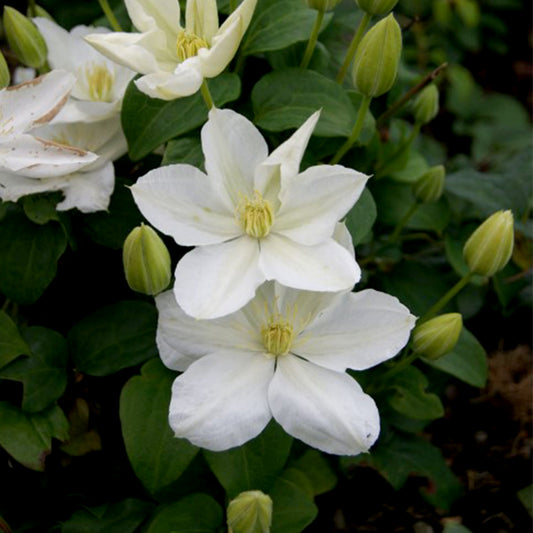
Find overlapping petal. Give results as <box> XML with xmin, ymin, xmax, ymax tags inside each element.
<box><xmin>135</xmin><ymin>67</ymin><xmax>204</xmax><ymax>100</ymax></box>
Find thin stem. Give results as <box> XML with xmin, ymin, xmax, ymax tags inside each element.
<box><xmin>336</xmin><ymin>12</ymin><xmax>371</xmax><ymax>84</ymax></box>
<box><xmin>98</xmin><ymin>0</ymin><xmax>123</xmax><ymax>32</ymax></box>
<box><xmin>420</xmin><ymin>272</ymin><xmax>474</xmax><ymax>323</ymax></box>
<box><xmin>376</xmin><ymin>62</ymin><xmax>447</xmax><ymax>126</ymax></box>
<box><xmin>389</xmin><ymin>202</ymin><xmax>420</xmax><ymax>243</ymax></box>
<box><xmin>329</xmin><ymin>95</ymin><xmax>372</xmax><ymax>164</ymax></box>
<box><xmin>300</xmin><ymin>10</ymin><xmax>325</xmax><ymax>69</ymax></box>
<box><xmin>28</xmin><ymin>0</ymin><xmax>37</xmax><ymax>17</ymax></box>
<box><xmin>380</xmin><ymin>350</ymin><xmax>418</xmax><ymax>382</ymax></box>
<box><xmin>200</xmin><ymin>80</ymin><xmax>214</xmax><ymax>110</ymax></box>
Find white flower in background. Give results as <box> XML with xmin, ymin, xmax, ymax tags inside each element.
<box><xmin>85</xmin><ymin>0</ymin><xmax>256</xmax><ymax>100</ymax></box>
<box><xmin>131</xmin><ymin>108</ymin><xmax>368</xmax><ymax>319</ymax></box>
<box><xmin>0</xmin><ymin>70</ymin><xmax>97</xmax><ymax>179</ymax></box>
<box><xmin>0</xmin><ymin>114</ymin><xmax>126</xmax><ymax>212</ymax></box>
<box><xmin>33</xmin><ymin>18</ymin><xmax>136</xmax><ymax>122</ymax></box>
<box><xmin>156</xmin><ymin>280</ymin><xmax>416</xmax><ymax>455</ymax></box>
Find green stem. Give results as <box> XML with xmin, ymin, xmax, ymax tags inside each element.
<box><xmin>420</xmin><ymin>272</ymin><xmax>474</xmax><ymax>323</ymax></box>
<box><xmin>200</xmin><ymin>80</ymin><xmax>215</xmax><ymax>110</ymax></box>
<box><xmin>375</xmin><ymin>122</ymin><xmax>420</xmax><ymax>179</ymax></box>
<box><xmin>380</xmin><ymin>350</ymin><xmax>418</xmax><ymax>382</ymax></box>
<box><xmin>336</xmin><ymin>12</ymin><xmax>371</xmax><ymax>84</ymax></box>
<box><xmin>389</xmin><ymin>202</ymin><xmax>420</xmax><ymax>243</ymax></box>
<box><xmin>98</xmin><ymin>0</ymin><xmax>123</xmax><ymax>32</ymax></box>
<box><xmin>28</xmin><ymin>0</ymin><xmax>37</xmax><ymax>17</ymax></box>
<box><xmin>300</xmin><ymin>10</ymin><xmax>325</xmax><ymax>69</ymax></box>
<box><xmin>329</xmin><ymin>95</ymin><xmax>372</xmax><ymax>164</ymax></box>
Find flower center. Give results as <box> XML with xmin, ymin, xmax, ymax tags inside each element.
<box><xmin>238</xmin><ymin>191</ymin><xmax>274</xmax><ymax>239</ymax></box>
<box><xmin>84</xmin><ymin>63</ymin><xmax>115</xmax><ymax>102</ymax></box>
<box><xmin>176</xmin><ymin>30</ymin><xmax>209</xmax><ymax>62</ymax></box>
<box><xmin>261</xmin><ymin>314</ymin><xmax>294</xmax><ymax>356</ymax></box>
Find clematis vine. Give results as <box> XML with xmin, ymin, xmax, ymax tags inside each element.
<box><xmin>131</xmin><ymin>108</ymin><xmax>369</xmax><ymax>319</ymax></box>
<box><xmin>156</xmin><ymin>278</ymin><xmax>416</xmax><ymax>455</ymax></box>
<box><xmin>85</xmin><ymin>0</ymin><xmax>257</xmax><ymax>101</ymax></box>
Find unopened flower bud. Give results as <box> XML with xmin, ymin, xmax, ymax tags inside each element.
<box><xmin>304</xmin><ymin>0</ymin><xmax>343</xmax><ymax>11</ymax></box>
<box><xmin>352</xmin><ymin>14</ymin><xmax>402</xmax><ymax>98</ymax></box>
<box><xmin>0</xmin><ymin>52</ymin><xmax>10</xmax><ymax>88</ymax></box>
<box><xmin>28</xmin><ymin>5</ymin><xmax>54</xmax><ymax>20</ymax></box>
<box><xmin>463</xmin><ymin>210</ymin><xmax>514</xmax><ymax>277</ymax></box>
<box><xmin>123</xmin><ymin>224</ymin><xmax>171</xmax><ymax>296</ymax></box>
<box><xmin>227</xmin><ymin>490</ymin><xmax>273</xmax><ymax>533</ymax></box>
<box><xmin>413</xmin><ymin>165</ymin><xmax>445</xmax><ymax>203</ymax></box>
<box><xmin>412</xmin><ymin>83</ymin><xmax>439</xmax><ymax>125</ymax></box>
<box><xmin>356</xmin><ymin>0</ymin><xmax>399</xmax><ymax>16</ymax></box>
<box><xmin>413</xmin><ymin>313</ymin><xmax>463</xmax><ymax>360</ymax></box>
<box><xmin>3</xmin><ymin>6</ymin><xmax>48</xmax><ymax>69</ymax></box>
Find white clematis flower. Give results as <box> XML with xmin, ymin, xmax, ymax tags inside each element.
<box><xmin>85</xmin><ymin>0</ymin><xmax>256</xmax><ymax>100</ymax></box>
<box><xmin>156</xmin><ymin>280</ymin><xmax>416</xmax><ymax>455</ymax></box>
<box><xmin>131</xmin><ymin>108</ymin><xmax>369</xmax><ymax>319</ymax></box>
<box><xmin>33</xmin><ymin>18</ymin><xmax>136</xmax><ymax>122</ymax></box>
<box><xmin>0</xmin><ymin>70</ymin><xmax>97</xmax><ymax>179</ymax></box>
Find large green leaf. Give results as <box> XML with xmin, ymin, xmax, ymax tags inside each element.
<box><xmin>122</xmin><ymin>73</ymin><xmax>241</xmax><ymax>160</ymax></box>
<box><xmin>162</xmin><ymin>137</ymin><xmax>204</xmax><ymax>168</ymax></box>
<box><xmin>204</xmin><ymin>420</ymin><xmax>292</xmax><ymax>498</ymax></box>
<box><xmin>291</xmin><ymin>450</ymin><xmax>337</xmax><ymax>496</ymax></box>
<box><xmin>120</xmin><ymin>359</ymin><xmax>198</xmax><ymax>496</ymax></box>
<box><xmin>69</xmin><ymin>301</ymin><xmax>157</xmax><ymax>376</ymax></box>
<box><xmin>252</xmin><ymin>69</ymin><xmax>357</xmax><ymax>137</ymax></box>
<box><xmin>0</xmin><ymin>402</ymin><xmax>68</xmax><ymax>471</ymax></box>
<box><xmin>345</xmin><ymin>188</ymin><xmax>377</xmax><ymax>245</ymax></box>
<box><xmin>423</xmin><ymin>328</ymin><xmax>488</xmax><ymax>387</ymax></box>
<box><xmin>0</xmin><ymin>213</ymin><xmax>67</xmax><ymax>305</ymax></box>
<box><xmin>0</xmin><ymin>327</ymin><xmax>68</xmax><ymax>413</ymax></box>
<box><xmin>0</xmin><ymin>310</ymin><xmax>30</xmax><ymax>369</ymax></box>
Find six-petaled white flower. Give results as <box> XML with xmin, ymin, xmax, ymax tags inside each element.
<box><xmin>85</xmin><ymin>0</ymin><xmax>256</xmax><ymax>101</ymax></box>
<box><xmin>156</xmin><ymin>279</ymin><xmax>416</xmax><ymax>455</ymax></box>
<box><xmin>131</xmin><ymin>108</ymin><xmax>369</xmax><ymax>319</ymax></box>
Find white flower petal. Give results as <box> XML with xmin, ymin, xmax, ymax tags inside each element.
<box><xmin>269</xmin><ymin>355</ymin><xmax>380</xmax><ymax>455</ymax></box>
<box><xmin>273</xmin><ymin>165</ymin><xmax>368</xmax><ymax>245</ymax></box>
<box><xmin>259</xmin><ymin>234</ymin><xmax>360</xmax><ymax>292</ymax></box>
<box><xmin>134</xmin><ymin>67</ymin><xmax>204</xmax><ymax>99</ymax></box>
<box><xmin>52</xmin><ymin>100</ymin><xmax>120</xmax><ymax>123</ymax></box>
<box><xmin>202</xmin><ymin>108</ymin><xmax>268</xmax><ymax>209</ymax></box>
<box><xmin>174</xmin><ymin>236</ymin><xmax>264</xmax><ymax>319</ymax></box>
<box><xmin>218</xmin><ymin>0</ymin><xmax>257</xmax><ymax>38</ymax></box>
<box><xmin>125</xmin><ymin>0</ymin><xmax>181</xmax><ymax>37</ymax></box>
<box><xmin>155</xmin><ymin>290</ymin><xmax>262</xmax><ymax>372</ymax></box>
<box><xmin>169</xmin><ymin>350</ymin><xmax>274</xmax><ymax>451</ymax></box>
<box><xmin>131</xmin><ymin>164</ymin><xmax>238</xmax><ymax>245</ymax></box>
<box><xmin>186</xmin><ymin>0</ymin><xmax>218</xmax><ymax>42</ymax></box>
<box><xmin>293</xmin><ymin>289</ymin><xmax>416</xmax><ymax>372</ymax></box>
<box><xmin>333</xmin><ymin>221</ymin><xmax>355</xmax><ymax>258</ymax></box>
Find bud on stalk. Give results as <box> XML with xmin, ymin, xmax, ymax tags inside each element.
<box><xmin>356</xmin><ymin>0</ymin><xmax>399</xmax><ymax>16</ymax></box>
<box><xmin>413</xmin><ymin>313</ymin><xmax>463</xmax><ymax>360</ymax></box>
<box><xmin>227</xmin><ymin>490</ymin><xmax>273</xmax><ymax>533</ymax></box>
<box><xmin>0</xmin><ymin>52</ymin><xmax>10</xmax><ymax>88</ymax></box>
<box><xmin>412</xmin><ymin>83</ymin><xmax>439</xmax><ymax>125</ymax></box>
<box><xmin>413</xmin><ymin>165</ymin><xmax>445</xmax><ymax>203</ymax></box>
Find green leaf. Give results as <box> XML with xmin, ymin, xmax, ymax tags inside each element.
<box><xmin>345</xmin><ymin>188</ymin><xmax>377</xmax><ymax>245</ymax></box>
<box><xmin>423</xmin><ymin>328</ymin><xmax>488</xmax><ymax>387</ymax></box>
<box><xmin>61</xmin><ymin>499</ymin><xmax>154</xmax><ymax>533</ymax></box>
<box><xmin>0</xmin><ymin>213</ymin><xmax>67</xmax><ymax>305</ymax></box>
<box><xmin>69</xmin><ymin>301</ymin><xmax>157</xmax><ymax>376</ymax></box>
<box><xmin>162</xmin><ymin>137</ymin><xmax>204</xmax><ymax>168</ymax></box>
<box><xmin>242</xmin><ymin>0</ymin><xmax>331</xmax><ymax>55</ymax></box>
<box><xmin>517</xmin><ymin>484</ymin><xmax>533</xmax><ymax>517</ymax></box>
<box><xmin>145</xmin><ymin>493</ymin><xmax>223</xmax><ymax>533</ymax></box>
<box><xmin>204</xmin><ymin>420</ymin><xmax>292</xmax><ymax>498</ymax></box>
<box><xmin>252</xmin><ymin>69</ymin><xmax>357</xmax><ymax>137</ymax></box>
<box><xmin>0</xmin><ymin>310</ymin><xmax>31</xmax><ymax>369</ymax></box>
<box><xmin>0</xmin><ymin>402</ymin><xmax>68</xmax><ymax>471</ymax></box>
<box><xmin>269</xmin><ymin>468</ymin><xmax>318</xmax><ymax>533</ymax></box>
<box><xmin>21</xmin><ymin>192</ymin><xmax>62</xmax><ymax>224</ymax></box>
<box><xmin>443</xmin><ymin>524</ymin><xmax>474</xmax><ymax>533</ymax></box>
<box><xmin>0</xmin><ymin>327</ymin><xmax>68</xmax><ymax>412</ymax></box>
<box><xmin>122</xmin><ymin>73</ymin><xmax>241</xmax><ymax>161</ymax></box>
<box><xmin>386</xmin><ymin>366</ymin><xmax>444</xmax><ymax>420</ymax></box>
<box><xmin>389</xmin><ymin>151</ymin><xmax>429</xmax><ymax>184</ymax></box>
<box><xmin>291</xmin><ymin>450</ymin><xmax>337</xmax><ymax>496</ymax></box>
<box><xmin>120</xmin><ymin>359</ymin><xmax>198</xmax><ymax>496</ymax></box>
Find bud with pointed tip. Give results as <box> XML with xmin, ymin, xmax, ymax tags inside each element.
<box><xmin>227</xmin><ymin>490</ymin><xmax>273</xmax><ymax>533</ymax></box>
<box><xmin>412</xmin><ymin>83</ymin><xmax>440</xmax><ymax>125</ymax></box>
<box><xmin>0</xmin><ymin>51</ymin><xmax>10</xmax><ymax>88</ymax></box>
<box><xmin>413</xmin><ymin>313</ymin><xmax>463</xmax><ymax>360</ymax></box>
<box><xmin>356</xmin><ymin>0</ymin><xmax>399</xmax><ymax>16</ymax></box>
<box><xmin>413</xmin><ymin>165</ymin><xmax>445</xmax><ymax>203</ymax></box>
<box><xmin>352</xmin><ymin>14</ymin><xmax>402</xmax><ymax>98</ymax></box>
<box><xmin>123</xmin><ymin>224</ymin><xmax>171</xmax><ymax>296</ymax></box>
<box><xmin>463</xmin><ymin>210</ymin><xmax>514</xmax><ymax>277</ymax></box>
<box><xmin>27</xmin><ymin>5</ymin><xmax>54</xmax><ymax>20</ymax></box>
<box><xmin>303</xmin><ymin>0</ymin><xmax>343</xmax><ymax>11</ymax></box>
<box><xmin>3</xmin><ymin>6</ymin><xmax>48</xmax><ymax>69</ymax></box>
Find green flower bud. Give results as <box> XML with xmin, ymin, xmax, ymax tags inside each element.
<box><xmin>412</xmin><ymin>83</ymin><xmax>439</xmax><ymax>125</ymax></box>
<box><xmin>413</xmin><ymin>313</ymin><xmax>463</xmax><ymax>360</ymax></box>
<box><xmin>227</xmin><ymin>491</ymin><xmax>273</xmax><ymax>533</ymax></box>
<box><xmin>0</xmin><ymin>51</ymin><xmax>10</xmax><ymax>88</ymax></box>
<box><xmin>27</xmin><ymin>5</ymin><xmax>55</xmax><ymax>20</ymax></box>
<box><xmin>463</xmin><ymin>210</ymin><xmax>514</xmax><ymax>277</ymax></box>
<box><xmin>123</xmin><ymin>224</ymin><xmax>171</xmax><ymax>296</ymax></box>
<box><xmin>352</xmin><ymin>14</ymin><xmax>402</xmax><ymax>98</ymax></box>
<box><xmin>3</xmin><ymin>6</ymin><xmax>48</xmax><ymax>69</ymax></box>
<box><xmin>356</xmin><ymin>0</ymin><xmax>399</xmax><ymax>16</ymax></box>
<box><xmin>455</xmin><ymin>0</ymin><xmax>480</xmax><ymax>28</ymax></box>
<box><xmin>303</xmin><ymin>0</ymin><xmax>343</xmax><ymax>11</ymax></box>
<box><xmin>413</xmin><ymin>165</ymin><xmax>445</xmax><ymax>203</ymax></box>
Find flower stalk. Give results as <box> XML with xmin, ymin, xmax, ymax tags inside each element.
<box><xmin>200</xmin><ymin>80</ymin><xmax>215</xmax><ymax>110</ymax></box>
<box><xmin>336</xmin><ymin>12</ymin><xmax>371</xmax><ymax>84</ymax></box>
<box><xmin>388</xmin><ymin>201</ymin><xmax>420</xmax><ymax>242</ymax></box>
<box><xmin>97</xmin><ymin>0</ymin><xmax>122</xmax><ymax>32</ymax></box>
<box><xmin>300</xmin><ymin>9</ymin><xmax>325</xmax><ymax>69</ymax></box>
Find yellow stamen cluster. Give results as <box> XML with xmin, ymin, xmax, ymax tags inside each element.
<box><xmin>238</xmin><ymin>191</ymin><xmax>274</xmax><ymax>239</ymax></box>
<box><xmin>176</xmin><ymin>31</ymin><xmax>209</xmax><ymax>62</ymax></box>
<box><xmin>261</xmin><ymin>314</ymin><xmax>294</xmax><ymax>356</ymax></box>
<box><xmin>85</xmin><ymin>63</ymin><xmax>115</xmax><ymax>102</ymax></box>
